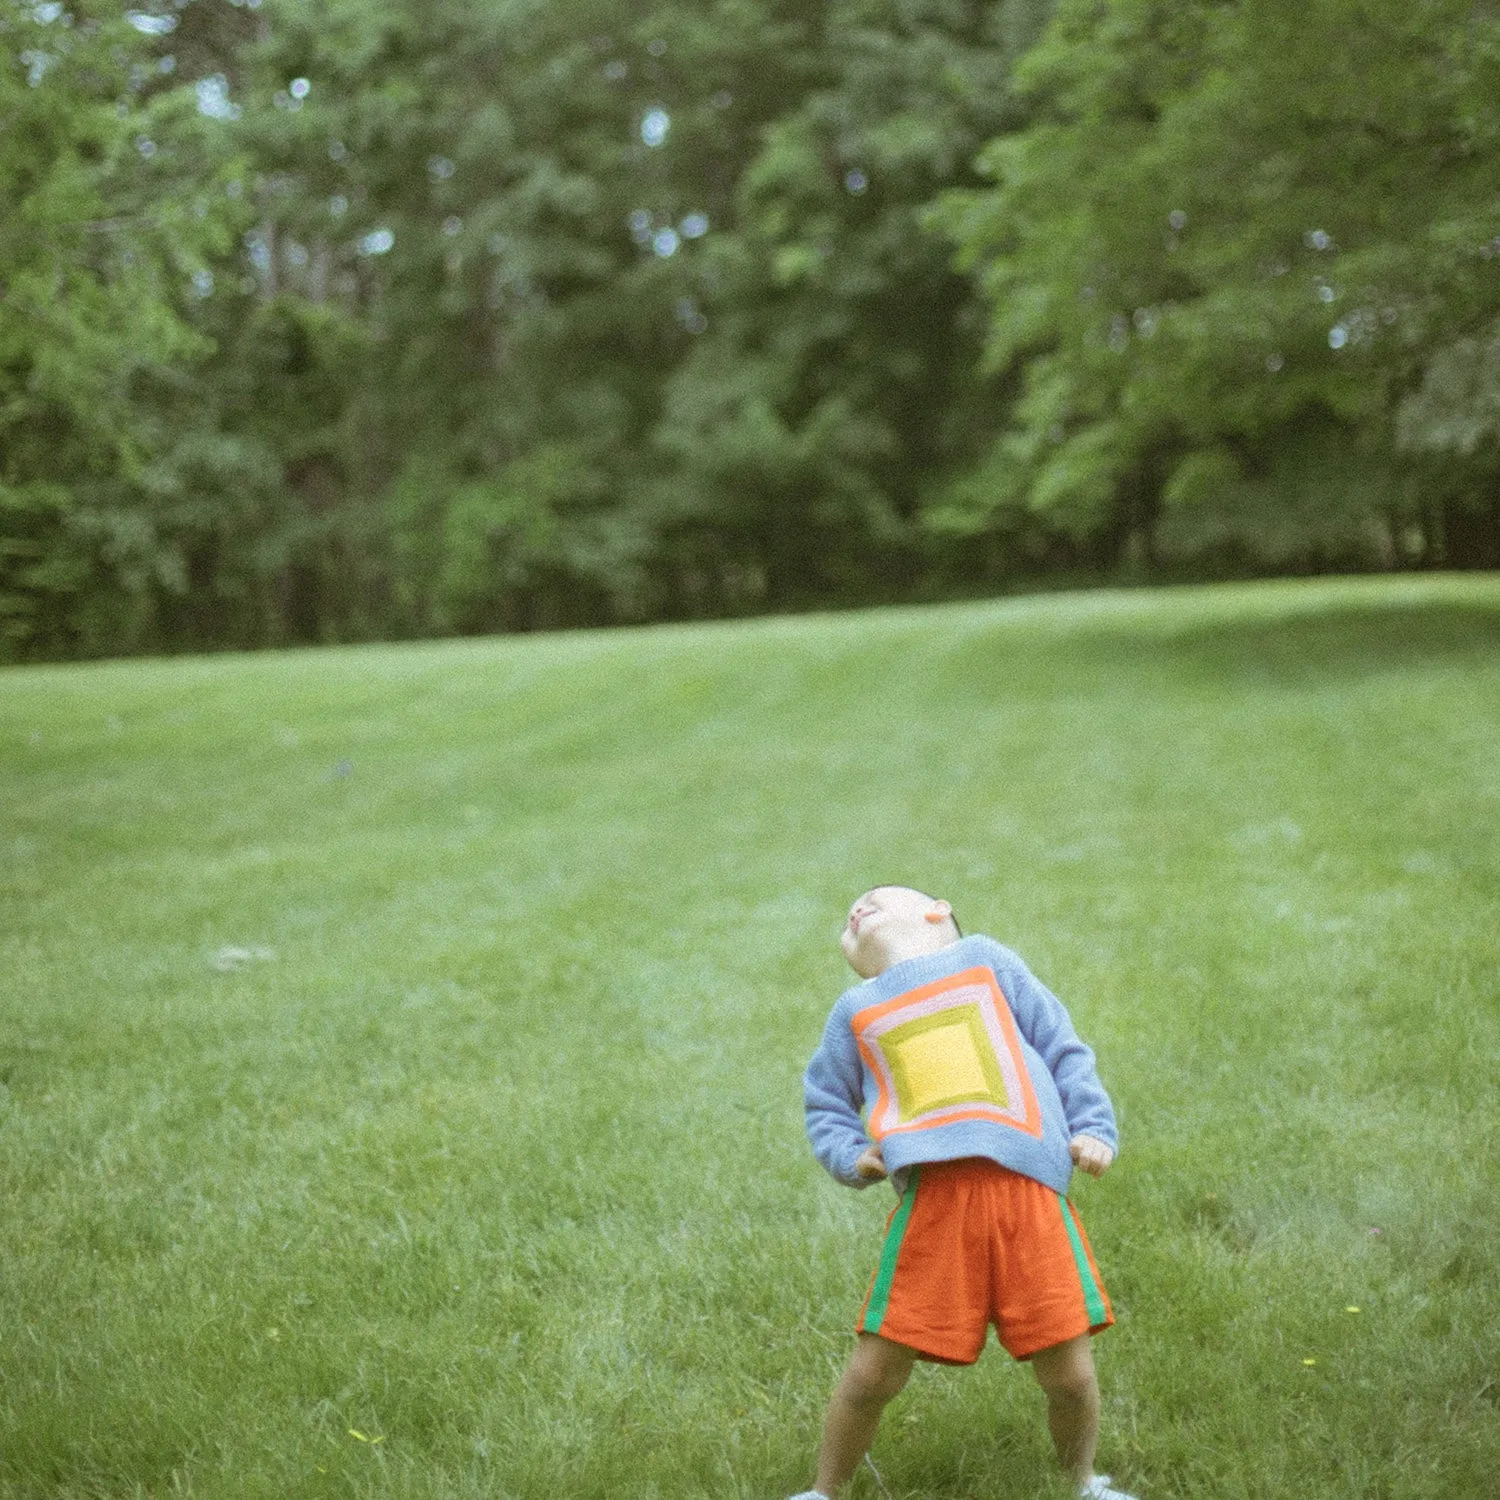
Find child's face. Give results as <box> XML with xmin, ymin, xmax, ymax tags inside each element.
<box><xmin>840</xmin><ymin>886</ymin><xmax>950</xmax><ymax>977</ymax></box>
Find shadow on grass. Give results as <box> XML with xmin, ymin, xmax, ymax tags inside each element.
<box><xmin>1161</xmin><ymin>601</ymin><xmax>1500</xmax><ymax>687</ymax></box>
<box><xmin>956</xmin><ymin>599</ymin><xmax>1500</xmax><ymax>696</ymax></box>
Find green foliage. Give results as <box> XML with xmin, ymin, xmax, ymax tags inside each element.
<box><xmin>936</xmin><ymin>0</ymin><xmax>1500</xmax><ymax>567</ymax></box>
<box><xmin>390</xmin><ymin>444</ymin><xmax>645</xmax><ymax>633</ymax></box>
<box><xmin>3</xmin><ymin>0</ymin><xmax>1499</xmax><ymax>659</ymax></box>
<box><xmin>645</xmin><ymin>0</ymin><xmax>1032</xmax><ymax>604</ymax></box>
<box><xmin>0</xmin><ymin>481</ymin><xmax>84</xmax><ymax>647</ymax></box>
<box><xmin>0</xmin><ymin>0</ymin><xmax>246</xmax><ymax>653</ymax></box>
<box><xmin>1399</xmin><ymin>317</ymin><xmax>1500</xmax><ymax>457</ymax></box>
<box><xmin>1155</xmin><ymin>419</ymin><xmax>1414</xmax><ymax>574</ymax></box>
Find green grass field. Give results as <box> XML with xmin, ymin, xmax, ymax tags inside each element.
<box><xmin>3</xmin><ymin>576</ymin><xmax>1498</xmax><ymax>1500</ymax></box>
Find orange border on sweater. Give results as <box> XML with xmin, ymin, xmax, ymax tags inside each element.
<box><xmin>852</xmin><ymin>966</ymin><xmax>1043</xmax><ymax>1140</ymax></box>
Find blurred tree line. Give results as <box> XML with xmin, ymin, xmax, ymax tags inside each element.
<box><xmin>3</xmin><ymin>0</ymin><xmax>1498</xmax><ymax>658</ymax></box>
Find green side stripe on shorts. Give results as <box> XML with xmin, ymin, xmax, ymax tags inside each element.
<box><xmin>1058</xmin><ymin>1195</ymin><xmax>1108</xmax><ymax>1327</ymax></box>
<box><xmin>864</xmin><ymin>1166</ymin><xmax>920</xmax><ymax>1333</ymax></box>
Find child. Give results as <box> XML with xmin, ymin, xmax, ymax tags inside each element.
<box><xmin>791</xmin><ymin>885</ymin><xmax>1136</xmax><ymax>1500</ymax></box>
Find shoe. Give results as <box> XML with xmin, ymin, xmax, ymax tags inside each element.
<box><xmin>786</xmin><ymin>1492</ymin><xmax>831</xmax><ymax>1500</ymax></box>
<box><xmin>1080</xmin><ymin>1477</ymin><xmax>1138</xmax><ymax>1500</ymax></box>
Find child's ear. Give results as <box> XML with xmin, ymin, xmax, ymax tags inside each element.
<box><xmin>924</xmin><ymin>900</ymin><xmax>952</xmax><ymax>925</ymax></box>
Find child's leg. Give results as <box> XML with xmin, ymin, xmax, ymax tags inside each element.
<box><xmin>813</xmin><ymin>1333</ymin><xmax>917</xmax><ymax>1497</ymax></box>
<box><xmin>1030</xmin><ymin>1333</ymin><xmax>1100</xmax><ymax>1484</ymax></box>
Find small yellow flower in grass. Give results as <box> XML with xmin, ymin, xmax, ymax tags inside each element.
<box><xmin>1345</xmin><ymin>1305</ymin><xmax>1361</xmax><ymax>1314</ymax></box>
<box><xmin>1302</xmin><ymin>1358</ymin><xmax>1317</xmax><ymax>1366</ymax></box>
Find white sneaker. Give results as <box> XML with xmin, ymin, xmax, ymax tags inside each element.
<box><xmin>1080</xmin><ymin>1476</ymin><xmax>1138</xmax><ymax>1500</ymax></box>
<box><xmin>786</xmin><ymin>1492</ymin><xmax>831</xmax><ymax>1500</ymax></box>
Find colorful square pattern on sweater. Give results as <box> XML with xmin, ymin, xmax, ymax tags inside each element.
<box><xmin>852</xmin><ymin>966</ymin><xmax>1043</xmax><ymax>1141</ymax></box>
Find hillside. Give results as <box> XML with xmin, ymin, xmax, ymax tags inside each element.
<box><xmin>2</xmin><ymin>576</ymin><xmax>1497</xmax><ymax>1499</ymax></box>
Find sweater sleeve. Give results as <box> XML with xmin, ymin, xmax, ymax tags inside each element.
<box><xmin>803</xmin><ymin>1000</ymin><xmax>875</xmax><ymax>1187</ymax></box>
<box><xmin>991</xmin><ymin>944</ymin><xmax>1118</xmax><ymax>1152</ymax></box>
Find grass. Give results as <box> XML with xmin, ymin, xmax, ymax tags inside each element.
<box><xmin>1</xmin><ymin>573</ymin><xmax>1497</xmax><ymax>1500</ymax></box>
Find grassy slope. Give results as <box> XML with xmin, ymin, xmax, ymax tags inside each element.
<box><xmin>1</xmin><ymin>575</ymin><xmax>1497</xmax><ymax>1500</ymax></box>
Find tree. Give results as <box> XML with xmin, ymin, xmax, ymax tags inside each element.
<box><xmin>646</xmin><ymin>0</ymin><xmax>1049</xmax><ymax>611</ymax></box>
<box><xmin>934</xmin><ymin>0</ymin><xmax>1500</xmax><ymax>572</ymax></box>
<box><xmin>0</xmin><ymin>0</ymin><xmax>243</xmax><ymax>654</ymax></box>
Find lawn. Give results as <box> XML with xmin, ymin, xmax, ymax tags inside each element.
<box><xmin>2</xmin><ymin>575</ymin><xmax>1497</xmax><ymax>1500</ymax></box>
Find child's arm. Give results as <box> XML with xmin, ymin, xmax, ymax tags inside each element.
<box><xmin>803</xmin><ymin>1002</ymin><xmax>881</xmax><ymax>1187</ymax></box>
<box><xmin>989</xmin><ymin>944</ymin><xmax>1119</xmax><ymax>1164</ymax></box>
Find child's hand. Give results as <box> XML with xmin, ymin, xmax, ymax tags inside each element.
<box><xmin>854</xmin><ymin>1143</ymin><xmax>889</xmax><ymax>1181</ymax></box>
<box><xmin>1069</xmin><ymin>1135</ymin><xmax>1115</xmax><ymax>1177</ymax></box>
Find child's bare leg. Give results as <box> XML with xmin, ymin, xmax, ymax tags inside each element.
<box><xmin>813</xmin><ymin>1333</ymin><xmax>917</xmax><ymax>1497</ymax></box>
<box><xmin>1030</xmin><ymin>1333</ymin><xmax>1100</xmax><ymax>1484</ymax></box>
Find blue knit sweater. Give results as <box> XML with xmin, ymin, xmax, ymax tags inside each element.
<box><xmin>804</xmin><ymin>935</ymin><xmax>1117</xmax><ymax>1195</ymax></box>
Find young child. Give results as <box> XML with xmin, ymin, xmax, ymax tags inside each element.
<box><xmin>792</xmin><ymin>885</ymin><xmax>1135</xmax><ymax>1500</ymax></box>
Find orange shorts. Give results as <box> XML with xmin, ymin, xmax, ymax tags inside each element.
<box><xmin>857</xmin><ymin>1157</ymin><xmax>1113</xmax><ymax>1363</ymax></box>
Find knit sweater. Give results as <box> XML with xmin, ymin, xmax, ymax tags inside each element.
<box><xmin>804</xmin><ymin>935</ymin><xmax>1117</xmax><ymax>1195</ymax></box>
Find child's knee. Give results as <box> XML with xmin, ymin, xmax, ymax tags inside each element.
<box><xmin>841</xmin><ymin>1339</ymin><xmax>914</xmax><ymax>1409</ymax></box>
<box><xmin>1031</xmin><ymin>1336</ymin><xmax>1097</xmax><ymax>1402</ymax></box>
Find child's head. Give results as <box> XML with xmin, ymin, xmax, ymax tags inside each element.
<box><xmin>841</xmin><ymin>885</ymin><xmax>962</xmax><ymax>978</ymax></box>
